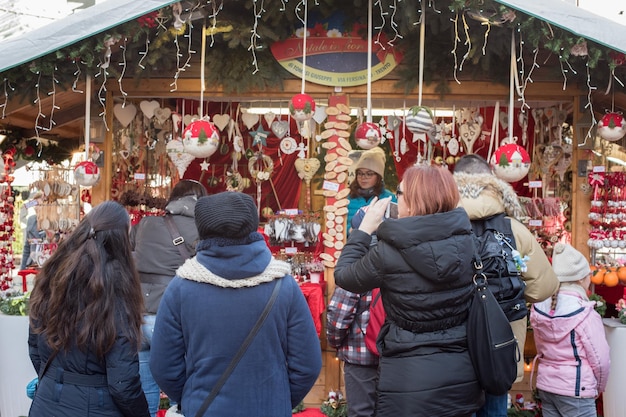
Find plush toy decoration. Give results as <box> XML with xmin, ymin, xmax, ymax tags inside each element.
<box><xmin>490</xmin><ymin>143</ymin><xmax>531</xmax><ymax>183</ymax></box>
<box><xmin>355</xmin><ymin>122</ymin><xmax>382</xmax><ymax>149</ymax></box>
<box><xmin>597</xmin><ymin>112</ymin><xmax>626</xmax><ymax>142</ymax></box>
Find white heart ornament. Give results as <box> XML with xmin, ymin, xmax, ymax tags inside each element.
<box><xmin>140</xmin><ymin>100</ymin><xmax>160</xmax><ymax>119</ymax></box>
<box><xmin>271</xmin><ymin>121</ymin><xmax>289</xmax><ymax>139</ymax></box>
<box><xmin>113</xmin><ymin>103</ymin><xmax>137</xmax><ymax>128</ymax></box>
<box><xmin>154</xmin><ymin>107</ymin><xmax>172</xmax><ymax>124</ymax></box>
<box><xmin>264</xmin><ymin>112</ymin><xmax>276</xmax><ymax>126</ymax></box>
<box><xmin>166</xmin><ymin>139</ymin><xmax>196</xmax><ymax>177</ymax></box>
<box><xmin>313</xmin><ymin>106</ymin><xmax>328</xmax><ymax>124</ymax></box>
<box><xmin>447</xmin><ymin>137</ymin><xmax>459</xmax><ymax>155</ymax></box>
<box><xmin>241</xmin><ymin>113</ymin><xmax>259</xmax><ymax>129</ymax></box>
<box><xmin>171</xmin><ymin>113</ymin><xmax>182</xmax><ymax>132</ymax></box>
<box><xmin>212</xmin><ymin>114</ymin><xmax>231</xmax><ymax>131</ymax></box>
<box><xmin>499</xmin><ymin>111</ymin><xmax>508</xmax><ymax>130</ymax></box>
<box><xmin>183</xmin><ymin>114</ymin><xmax>200</xmax><ymax>127</ymax></box>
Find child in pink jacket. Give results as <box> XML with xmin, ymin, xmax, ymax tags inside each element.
<box><xmin>530</xmin><ymin>243</ymin><xmax>610</xmax><ymax>417</ymax></box>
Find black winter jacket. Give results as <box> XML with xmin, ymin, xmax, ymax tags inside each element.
<box><xmin>335</xmin><ymin>207</ymin><xmax>484</xmax><ymax>417</ymax></box>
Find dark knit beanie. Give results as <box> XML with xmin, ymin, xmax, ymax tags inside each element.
<box><xmin>195</xmin><ymin>192</ymin><xmax>259</xmax><ymax>239</ymax></box>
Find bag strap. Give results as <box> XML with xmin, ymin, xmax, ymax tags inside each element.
<box><xmin>163</xmin><ymin>214</ymin><xmax>191</xmax><ymax>260</ymax></box>
<box><xmin>194</xmin><ymin>278</ymin><xmax>283</xmax><ymax>417</ymax></box>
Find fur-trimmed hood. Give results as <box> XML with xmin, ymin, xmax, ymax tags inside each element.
<box><xmin>177</xmin><ymin>257</ymin><xmax>291</xmax><ymax>288</ymax></box>
<box><xmin>454</xmin><ymin>172</ymin><xmax>523</xmax><ymax>220</ymax></box>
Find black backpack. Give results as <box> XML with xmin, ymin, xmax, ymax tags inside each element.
<box><xmin>470</xmin><ymin>213</ymin><xmax>527</xmax><ymax>322</ymax></box>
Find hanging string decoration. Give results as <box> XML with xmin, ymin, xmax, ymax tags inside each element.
<box><xmin>356</xmin><ymin>0</ymin><xmax>380</xmax><ymax>150</ymax></box>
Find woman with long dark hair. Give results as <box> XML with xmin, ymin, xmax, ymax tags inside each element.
<box><xmin>28</xmin><ymin>201</ymin><xmax>149</xmax><ymax>417</ymax></box>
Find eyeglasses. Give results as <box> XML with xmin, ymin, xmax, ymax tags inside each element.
<box><xmin>356</xmin><ymin>170</ymin><xmax>376</xmax><ymax>178</ymax></box>
<box><xmin>396</xmin><ymin>188</ymin><xmax>403</xmax><ymax>198</ymax></box>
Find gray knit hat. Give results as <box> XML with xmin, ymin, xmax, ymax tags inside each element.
<box><xmin>354</xmin><ymin>147</ymin><xmax>386</xmax><ymax>178</ymax></box>
<box><xmin>551</xmin><ymin>243</ymin><xmax>591</xmax><ymax>282</ymax></box>
<box><xmin>195</xmin><ymin>192</ymin><xmax>258</xmax><ymax>239</ymax></box>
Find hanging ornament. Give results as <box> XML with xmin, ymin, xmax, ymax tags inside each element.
<box><xmin>405</xmin><ymin>106</ymin><xmax>435</xmax><ymax>135</ymax></box>
<box><xmin>280</xmin><ymin>136</ymin><xmax>298</xmax><ymax>154</ymax></box>
<box><xmin>289</xmin><ymin>93</ymin><xmax>316</xmax><ymax>122</ymax></box>
<box><xmin>597</xmin><ymin>112</ymin><xmax>626</xmax><ymax>142</ymax></box>
<box><xmin>355</xmin><ymin>122</ymin><xmax>382</xmax><ymax>150</ymax></box>
<box><xmin>74</xmin><ymin>160</ymin><xmax>101</xmax><ymax>187</ymax></box>
<box><xmin>182</xmin><ymin>119</ymin><xmax>220</xmax><ymax>158</ymax></box>
<box><xmin>490</xmin><ymin>143</ymin><xmax>531</xmax><ymax>183</ymax></box>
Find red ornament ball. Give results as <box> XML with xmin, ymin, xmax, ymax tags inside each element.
<box><xmin>597</xmin><ymin>112</ymin><xmax>626</xmax><ymax>142</ymax></box>
<box><xmin>490</xmin><ymin>143</ymin><xmax>531</xmax><ymax>183</ymax></box>
<box><xmin>355</xmin><ymin>122</ymin><xmax>382</xmax><ymax>150</ymax></box>
<box><xmin>289</xmin><ymin>93</ymin><xmax>315</xmax><ymax>122</ymax></box>
<box><xmin>182</xmin><ymin>119</ymin><xmax>220</xmax><ymax>158</ymax></box>
<box><xmin>74</xmin><ymin>161</ymin><xmax>101</xmax><ymax>187</ymax></box>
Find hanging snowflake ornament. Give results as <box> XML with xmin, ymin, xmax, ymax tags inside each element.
<box><xmin>74</xmin><ymin>160</ymin><xmax>101</xmax><ymax>187</ymax></box>
<box><xmin>182</xmin><ymin>119</ymin><xmax>220</xmax><ymax>158</ymax></box>
<box><xmin>355</xmin><ymin>122</ymin><xmax>382</xmax><ymax>149</ymax></box>
<box><xmin>490</xmin><ymin>143</ymin><xmax>531</xmax><ymax>183</ymax></box>
<box><xmin>289</xmin><ymin>93</ymin><xmax>316</xmax><ymax>122</ymax></box>
<box><xmin>406</xmin><ymin>105</ymin><xmax>435</xmax><ymax>135</ymax></box>
<box><xmin>597</xmin><ymin>112</ymin><xmax>626</xmax><ymax>142</ymax></box>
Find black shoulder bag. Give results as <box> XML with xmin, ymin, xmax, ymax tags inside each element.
<box><xmin>466</xmin><ymin>245</ymin><xmax>520</xmax><ymax>396</ymax></box>
<box><xmin>163</xmin><ymin>214</ymin><xmax>191</xmax><ymax>260</ymax></box>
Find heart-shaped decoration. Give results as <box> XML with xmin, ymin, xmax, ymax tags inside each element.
<box><xmin>388</xmin><ymin>115</ymin><xmax>401</xmax><ymax>130</ymax></box>
<box><xmin>499</xmin><ymin>111</ymin><xmax>508</xmax><ymax>130</ymax></box>
<box><xmin>171</xmin><ymin>113</ymin><xmax>182</xmax><ymax>132</ymax></box>
<box><xmin>458</xmin><ymin>120</ymin><xmax>482</xmax><ymax>154</ymax></box>
<box><xmin>263</xmin><ymin>112</ymin><xmax>276</xmax><ymax>126</ymax></box>
<box><xmin>113</xmin><ymin>103</ymin><xmax>137</xmax><ymax>128</ymax></box>
<box><xmin>294</xmin><ymin>158</ymin><xmax>321</xmax><ymax>183</ymax></box>
<box><xmin>118</xmin><ymin>149</ymin><xmax>130</xmax><ymax>159</ymax></box>
<box><xmin>313</xmin><ymin>106</ymin><xmax>328</xmax><ymax>124</ymax></box>
<box><xmin>183</xmin><ymin>114</ymin><xmax>200</xmax><ymax>127</ymax></box>
<box><xmin>271</xmin><ymin>121</ymin><xmax>289</xmax><ymax>139</ymax></box>
<box><xmin>140</xmin><ymin>100</ymin><xmax>160</xmax><ymax>119</ymax></box>
<box><xmin>154</xmin><ymin>107</ymin><xmax>172</xmax><ymax>124</ymax></box>
<box><xmin>241</xmin><ymin>113</ymin><xmax>259</xmax><ymax>129</ymax></box>
<box><xmin>166</xmin><ymin>139</ymin><xmax>196</xmax><ymax>177</ymax></box>
<box><xmin>535</xmin><ymin>144</ymin><xmax>564</xmax><ymax>177</ymax></box>
<box><xmin>212</xmin><ymin>113</ymin><xmax>231</xmax><ymax>131</ymax></box>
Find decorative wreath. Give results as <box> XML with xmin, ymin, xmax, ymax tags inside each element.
<box><xmin>225</xmin><ymin>170</ymin><xmax>245</xmax><ymax>191</ymax></box>
<box><xmin>248</xmin><ymin>152</ymin><xmax>274</xmax><ymax>182</ymax></box>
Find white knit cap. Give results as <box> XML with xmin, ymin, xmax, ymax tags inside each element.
<box><xmin>551</xmin><ymin>243</ymin><xmax>591</xmax><ymax>282</ymax></box>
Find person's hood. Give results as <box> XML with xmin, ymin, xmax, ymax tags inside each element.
<box><xmin>165</xmin><ymin>194</ymin><xmax>198</xmax><ymax>217</ymax></box>
<box><xmin>378</xmin><ymin>207</ymin><xmax>473</xmax><ymax>284</ymax></box>
<box><xmin>454</xmin><ymin>172</ymin><xmax>523</xmax><ymax>220</ymax></box>
<box><xmin>532</xmin><ymin>284</ymin><xmax>595</xmax><ymax>342</ymax></box>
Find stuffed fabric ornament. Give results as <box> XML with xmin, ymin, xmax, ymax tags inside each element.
<box><xmin>289</xmin><ymin>93</ymin><xmax>316</xmax><ymax>122</ymax></box>
<box><xmin>405</xmin><ymin>106</ymin><xmax>435</xmax><ymax>135</ymax></box>
<box><xmin>74</xmin><ymin>161</ymin><xmax>101</xmax><ymax>187</ymax></box>
<box><xmin>355</xmin><ymin>122</ymin><xmax>382</xmax><ymax>149</ymax></box>
<box><xmin>597</xmin><ymin>112</ymin><xmax>626</xmax><ymax>142</ymax></box>
<box><xmin>182</xmin><ymin>119</ymin><xmax>220</xmax><ymax>158</ymax></box>
<box><xmin>490</xmin><ymin>143</ymin><xmax>531</xmax><ymax>183</ymax></box>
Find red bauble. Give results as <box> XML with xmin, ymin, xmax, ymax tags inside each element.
<box><xmin>490</xmin><ymin>143</ymin><xmax>531</xmax><ymax>183</ymax></box>
<box><xmin>74</xmin><ymin>161</ymin><xmax>101</xmax><ymax>187</ymax></box>
<box><xmin>355</xmin><ymin>122</ymin><xmax>382</xmax><ymax>150</ymax></box>
<box><xmin>182</xmin><ymin>119</ymin><xmax>220</xmax><ymax>158</ymax></box>
<box><xmin>289</xmin><ymin>93</ymin><xmax>315</xmax><ymax>122</ymax></box>
<box><xmin>597</xmin><ymin>112</ymin><xmax>626</xmax><ymax>142</ymax></box>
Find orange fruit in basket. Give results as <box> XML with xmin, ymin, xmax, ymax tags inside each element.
<box><xmin>618</xmin><ymin>267</ymin><xmax>626</xmax><ymax>284</ymax></box>
<box><xmin>604</xmin><ymin>270</ymin><xmax>619</xmax><ymax>287</ymax></box>
<box><xmin>591</xmin><ymin>267</ymin><xmax>605</xmax><ymax>286</ymax></box>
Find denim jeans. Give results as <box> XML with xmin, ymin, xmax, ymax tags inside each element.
<box><xmin>537</xmin><ymin>389</ymin><xmax>597</xmax><ymax>417</ymax></box>
<box><xmin>473</xmin><ymin>393</ymin><xmax>508</xmax><ymax>417</ymax></box>
<box><xmin>140</xmin><ymin>315</ymin><xmax>160</xmax><ymax>417</ymax></box>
